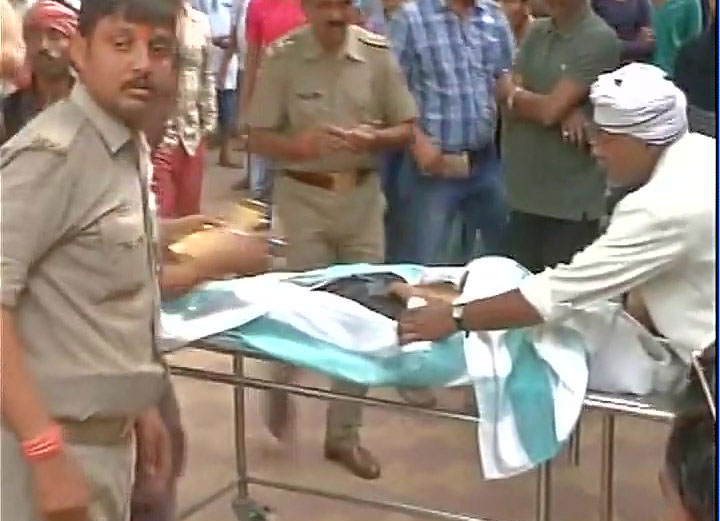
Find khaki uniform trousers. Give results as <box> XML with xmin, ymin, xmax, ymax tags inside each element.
<box><xmin>1</xmin><ymin>425</ymin><xmax>135</xmax><ymax>521</ymax></box>
<box><xmin>273</xmin><ymin>172</ymin><xmax>385</xmax><ymax>446</ymax></box>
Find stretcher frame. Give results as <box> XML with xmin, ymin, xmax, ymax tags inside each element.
<box><xmin>169</xmin><ymin>340</ymin><xmax>676</xmax><ymax>521</ymax></box>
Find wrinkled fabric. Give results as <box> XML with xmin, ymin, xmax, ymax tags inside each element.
<box><xmin>160</xmin><ymin>259</ymin><xmax>685</xmax><ymax>478</ymax></box>
<box><xmin>591</xmin><ymin>62</ymin><xmax>688</xmax><ymax>145</ymax></box>
<box><xmin>24</xmin><ymin>0</ymin><xmax>78</xmax><ymax>36</ymax></box>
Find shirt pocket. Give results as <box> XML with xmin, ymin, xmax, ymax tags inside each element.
<box><xmin>98</xmin><ymin>210</ymin><xmax>148</xmax><ymax>299</ymax></box>
<box><xmin>289</xmin><ymin>89</ymin><xmax>329</xmax><ymax>128</ymax></box>
<box><xmin>341</xmin><ymin>67</ymin><xmax>376</xmax><ymax>124</ymax></box>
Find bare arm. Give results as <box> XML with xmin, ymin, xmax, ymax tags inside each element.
<box><xmin>218</xmin><ymin>25</ymin><xmax>238</xmax><ymax>87</ymax></box>
<box><xmin>370</xmin><ymin>121</ymin><xmax>414</xmax><ymax>149</ymax></box>
<box><xmin>497</xmin><ymin>33</ymin><xmax>620</xmax><ymax>127</ymax></box>
<box><xmin>396</xmin><ymin>289</ymin><xmax>543</xmax><ymax>345</ymax></box>
<box><xmin>462</xmin><ymin>290</ymin><xmax>543</xmax><ymax>331</ymax></box>
<box><xmin>248</xmin><ymin>128</ymin><xmax>306</xmax><ymax>161</ymax></box>
<box><xmin>159</xmin><ymin>261</ymin><xmax>203</xmax><ymax>298</ymax></box>
<box><xmin>621</xmin><ymin>28</ymin><xmax>655</xmax><ymax>62</ymax></box>
<box><xmin>498</xmin><ymin>73</ymin><xmax>590</xmax><ymax>127</ymax></box>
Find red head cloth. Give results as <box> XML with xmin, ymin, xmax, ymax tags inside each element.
<box><xmin>24</xmin><ymin>0</ymin><xmax>79</xmax><ymax>38</ymax></box>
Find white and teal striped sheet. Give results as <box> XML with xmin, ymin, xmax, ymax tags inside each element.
<box><xmin>160</xmin><ymin>258</ymin><xmax>678</xmax><ymax>479</ymax></box>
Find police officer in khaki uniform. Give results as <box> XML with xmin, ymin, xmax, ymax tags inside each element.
<box><xmin>247</xmin><ymin>0</ymin><xmax>417</xmax><ymax>480</ymax></box>
<box><xmin>0</xmin><ymin>1</ymin><xmax>181</xmax><ymax>520</ymax></box>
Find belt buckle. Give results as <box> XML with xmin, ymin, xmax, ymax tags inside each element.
<box><xmin>121</xmin><ymin>418</ymin><xmax>135</xmax><ymax>439</ymax></box>
<box><xmin>330</xmin><ymin>172</ymin><xmax>356</xmax><ymax>193</ymax></box>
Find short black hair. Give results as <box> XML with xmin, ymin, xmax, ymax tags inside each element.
<box><xmin>665</xmin><ymin>346</ymin><xmax>716</xmax><ymax>521</ymax></box>
<box><xmin>78</xmin><ymin>0</ymin><xmax>181</xmax><ymax>37</ymax></box>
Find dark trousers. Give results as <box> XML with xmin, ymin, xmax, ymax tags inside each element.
<box><xmin>503</xmin><ymin>210</ymin><xmax>599</xmax><ymax>274</ymax></box>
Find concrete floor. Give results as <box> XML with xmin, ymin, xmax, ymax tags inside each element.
<box><xmin>168</xmin><ymin>149</ymin><xmax>671</xmax><ymax>521</ymax></box>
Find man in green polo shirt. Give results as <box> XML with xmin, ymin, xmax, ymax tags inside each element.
<box><xmin>496</xmin><ymin>0</ymin><xmax>620</xmax><ymax>273</ymax></box>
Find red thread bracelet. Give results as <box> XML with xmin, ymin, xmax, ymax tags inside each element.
<box><xmin>21</xmin><ymin>425</ymin><xmax>64</xmax><ymax>462</ymax></box>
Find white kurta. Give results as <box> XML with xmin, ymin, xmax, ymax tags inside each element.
<box><xmin>520</xmin><ymin>132</ymin><xmax>717</xmax><ymax>360</ymax></box>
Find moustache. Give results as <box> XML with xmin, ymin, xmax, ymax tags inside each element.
<box><xmin>326</xmin><ymin>21</ymin><xmax>346</xmax><ymax>28</ymax></box>
<box><xmin>122</xmin><ymin>77</ymin><xmax>153</xmax><ymax>92</ymax></box>
<box><xmin>36</xmin><ymin>48</ymin><xmax>63</xmax><ymax>61</ymax></box>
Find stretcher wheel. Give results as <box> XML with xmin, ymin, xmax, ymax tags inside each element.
<box><xmin>232</xmin><ymin>497</ymin><xmax>276</xmax><ymax>521</ymax></box>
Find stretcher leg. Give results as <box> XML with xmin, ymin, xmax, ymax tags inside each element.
<box><xmin>599</xmin><ymin>415</ymin><xmax>616</xmax><ymax>521</ymax></box>
<box><xmin>535</xmin><ymin>462</ymin><xmax>552</xmax><ymax>521</ymax></box>
<box><xmin>230</xmin><ymin>353</ymin><xmax>273</xmax><ymax>521</ymax></box>
<box><xmin>566</xmin><ymin>419</ymin><xmax>582</xmax><ymax>467</ymax></box>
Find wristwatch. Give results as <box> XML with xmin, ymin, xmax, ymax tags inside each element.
<box><xmin>452</xmin><ymin>305</ymin><xmax>466</xmax><ymax>332</ymax></box>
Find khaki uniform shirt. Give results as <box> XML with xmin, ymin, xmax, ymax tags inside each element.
<box><xmin>0</xmin><ymin>82</ymin><xmax>166</xmax><ymax>420</ymax></box>
<box><xmin>247</xmin><ymin>24</ymin><xmax>417</xmax><ymax>173</ymax></box>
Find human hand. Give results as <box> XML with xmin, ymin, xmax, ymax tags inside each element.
<box><xmin>294</xmin><ymin>127</ymin><xmax>350</xmax><ymax>160</ymax></box>
<box><xmin>397</xmin><ymin>300</ymin><xmax>458</xmax><ymax>345</ymax></box>
<box><xmin>495</xmin><ymin>73</ymin><xmax>516</xmax><ymax>103</ymax></box>
<box><xmin>387</xmin><ymin>281</ymin><xmax>414</xmax><ymax>303</ymax></box>
<box><xmin>191</xmin><ymin>229</ymin><xmax>271</xmax><ymax>279</ymax></box>
<box><xmin>32</xmin><ymin>450</ymin><xmax>91</xmax><ymax>521</ymax></box>
<box><xmin>212</xmin><ymin>36</ymin><xmax>231</xmax><ymax>49</ymax></box>
<box><xmin>325</xmin><ymin>124</ymin><xmax>378</xmax><ymax>153</ymax></box>
<box><xmin>411</xmin><ymin>130</ymin><xmax>447</xmax><ymax>175</ymax></box>
<box><xmin>639</xmin><ymin>27</ymin><xmax>655</xmax><ymax>42</ymax></box>
<box><xmin>162</xmin><ymin>215</ymin><xmax>224</xmax><ymax>246</ymax></box>
<box><xmin>135</xmin><ymin>408</ymin><xmax>172</xmax><ymax>499</ymax></box>
<box><xmin>560</xmin><ymin>108</ymin><xmax>590</xmax><ymax>148</ymax></box>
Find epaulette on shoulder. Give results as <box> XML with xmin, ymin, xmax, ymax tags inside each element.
<box><xmin>0</xmin><ymin>100</ymin><xmax>84</xmax><ymax>164</ymax></box>
<box><xmin>265</xmin><ymin>29</ymin><xmax>301</xmax><ymax>59</ymax></box>
<box><xmin>357</xmin><ymin>27</ymin><xmax>389</xmax><ymax>49</ymax></box>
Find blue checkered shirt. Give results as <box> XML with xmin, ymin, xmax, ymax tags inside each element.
<box><xmin>388</xmin><ymin>0</ymin><xmax>514</xmax><ymax>152</ymax></box>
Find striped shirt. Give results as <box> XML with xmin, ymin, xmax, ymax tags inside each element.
<box><xmin>388</xmin><ymin>0</ymin><xmax>514</xmax><ymax>151</ymax></box>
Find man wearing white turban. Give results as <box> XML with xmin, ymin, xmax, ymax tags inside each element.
<box><xmin>397</xmin><ymin>62</ymin><xmax>716</xmax><ymax>363</ymax></box>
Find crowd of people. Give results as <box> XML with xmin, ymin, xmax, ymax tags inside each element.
<box><xmin>0</xmin><ymin>0</ymin><xmax>716</xmax><ymax>520</ymax></box>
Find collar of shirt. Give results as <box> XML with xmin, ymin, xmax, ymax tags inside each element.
<box><xmin>302</xmin><ymin>28</ymin><xmax>366</xmax><ymax>62</ymax></box>
<box><xmin>542</xmin><ymin>3</ymin><xmax>593</xmax><ymax>38</ymax></box>
<box><xmin>69</xmin><ymin>82</ymin><xmax>132</xmax><ymax>154</ymax></box>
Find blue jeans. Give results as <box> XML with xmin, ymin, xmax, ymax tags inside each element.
<box><xmin>386</xmin><ymin>144</ymin><xmax>507</xmax><ymax>265</ymax></box>
<box><xmin>379</xmin><ymin>150</ymin><xmax>406</xmax><ymax>263</ymax></box>
<box><xmin>248</xmin><ymin>153</ymin><xmax>273</xmax><ymax>203</ymax></box>
<box><xmin>215</xmin><ymin>89</ymin><xmax>237</xmax><ymax>139</ymax></box>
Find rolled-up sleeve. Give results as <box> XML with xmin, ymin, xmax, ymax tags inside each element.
<box><xmin>1</xmin><ymin>151</ymin><xmax>70</xmax><ymax>307</ymax></box>
<box><xmin>519</xmin><ymin>204</ymin><xmax>687</xmax><ymax>321</ymax></box>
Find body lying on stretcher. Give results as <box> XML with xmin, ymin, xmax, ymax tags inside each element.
<box><xmin>161</xmin><ymin>258</ymin><xmax>686</xmax><ymax>395</ymax></box>
<box><xmin>160</xmin><ymin>258</ymin><xmax>688</xmax><ymax>478</ymax></box>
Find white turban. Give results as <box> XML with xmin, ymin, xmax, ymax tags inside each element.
<box><xmin>590</xmin><ymin>63</ymin><xmax>688</xmax><ymax>146</ymax></box>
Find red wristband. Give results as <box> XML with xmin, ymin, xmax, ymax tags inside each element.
<box><xmin>21</xmin><ymin>425</ymin><xmax>64</xmax><ymax>462</ymax></box>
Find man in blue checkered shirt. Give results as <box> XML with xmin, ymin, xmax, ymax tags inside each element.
<box><xmin>385</xmin><ymin>0</ymin><xmax>514</xmax><ymax>265</ymax></box>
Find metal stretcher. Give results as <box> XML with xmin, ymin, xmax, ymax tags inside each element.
<box><xmin>169</xmin><ymin>340</ymin><xmax>676</xmax><ymax>521</ymax></box>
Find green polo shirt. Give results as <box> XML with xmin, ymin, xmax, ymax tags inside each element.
<box><xmin>501</xmin><ymin>7</ymin><xmax>620</xmax><ymax>221</ymax></box>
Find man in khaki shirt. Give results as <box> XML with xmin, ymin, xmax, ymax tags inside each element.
<box><xmin>248</xmin><ymin>0</ymin><xmax>417</xmax><ymax>480</ymax></box>
<box><xmin>1</xmin><ymin>1</ymin><xmax>182</xmax><ymax>520</ymax></box>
